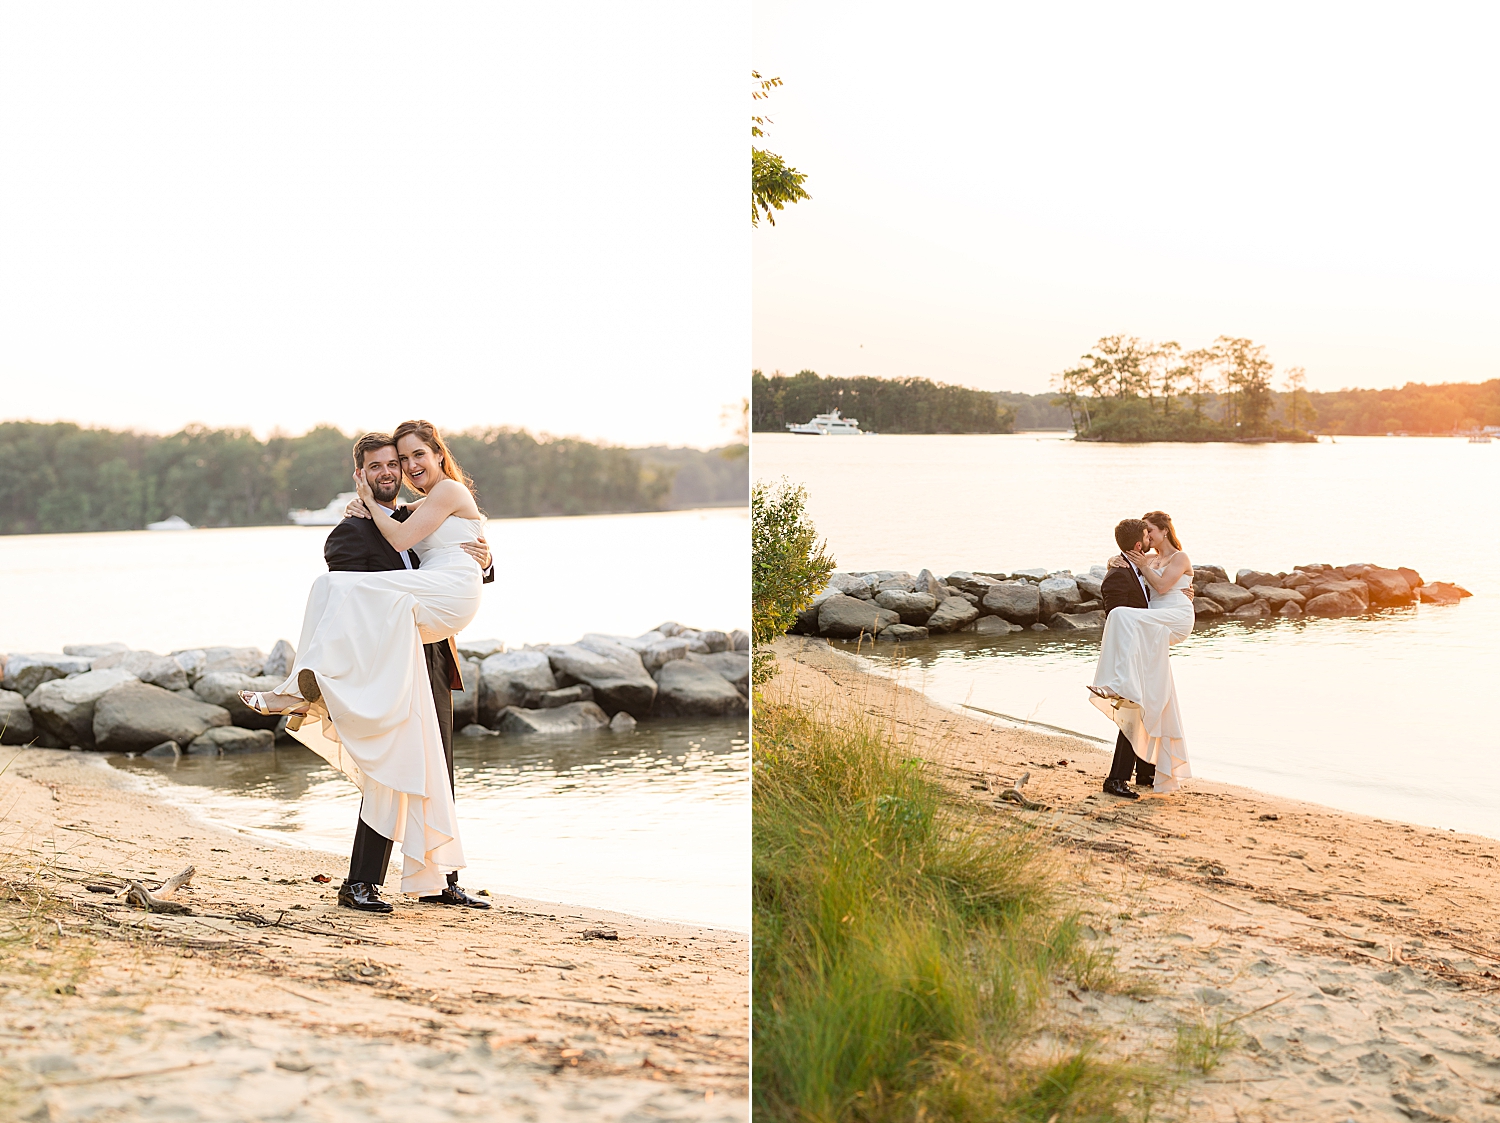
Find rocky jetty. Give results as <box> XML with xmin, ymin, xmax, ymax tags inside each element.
<box><xmin>0</xmin><ymin>623</ymin><xmax>748</xmax><ymax>751</ymax></box>
<box><xmin>789</xmin><ymin>563</ymin><xmax>1471</xmax><ymax>644</ymax></box>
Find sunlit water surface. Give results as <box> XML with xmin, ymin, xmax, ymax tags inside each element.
<box><xmin>755</xmin><ymin>433</ymin><xmax>1498</xmax><ymax>840</ymax></box>
<box><xmin>114</xmin><ymin>719</ymin><xmax>748</xmax><ymax>932</ymax></box>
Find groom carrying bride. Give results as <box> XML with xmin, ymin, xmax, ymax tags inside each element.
<box><xmin>324</xmin><ymin>431</ymin><xmax>495</xmax><ymax>913</ymax></box>
<box><xmin>1099</xmin><ymin>518</ymin><xmax>1157</xmax><ymax>799</ymax></box>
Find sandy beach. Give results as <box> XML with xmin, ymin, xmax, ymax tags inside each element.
<box><xmin>767</xmin><ymin>636</ymin><xmax>1500</xmax><ymax>1122</ymax></box>
<box><xmin>0</xmin><ymin>747</ymin><xmax>748</xmax><ymax>1122</ymax></box>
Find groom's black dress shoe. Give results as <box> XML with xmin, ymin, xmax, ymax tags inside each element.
<box><xmin>1102</xmin><ymin>778</ymin><xmax>1140</xmax><ymax>800</ymax></box>
<box><xmin>337</xmin><ymin>880</ymin><xmax>394</xmax><ymax>913</ymax></box>
<box><xmin>420</xmin><ymin>884</ymin><xmax>491</xmax><ymax>909</ymax></box>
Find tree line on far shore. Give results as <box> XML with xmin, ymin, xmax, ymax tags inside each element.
<box><xmin>0</xmin><ymin>421</ymin><xmax>746</xmax><ymax>535</ymax></box>
<box><xmin>751</xmin><ymin>370</ymin><xmax>1014</xmax><ymax>433</ymax></box>
<box><xmin>1054</xmin><ymin>335</ymin><xmax>1500</xmax><ymax>441</ymax></box>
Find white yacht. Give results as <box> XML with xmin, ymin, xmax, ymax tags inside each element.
<box><xmin>146</xmin><ymin>515</ymin><xmax>194</xmax><ymax>531</ymax></box>
<box><xmin>290</xmin><ymin>492</ymin><xmax>358</xmax><ymax>526</ymax></box>
<box><xmin>786</xmin><ymin>408</ymin><xmax>866</xmax><ymax>436</ymax></box>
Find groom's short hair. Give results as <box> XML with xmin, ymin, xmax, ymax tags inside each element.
<box><xmin>1114</xmin><ymin>518</ymin><xmax>1148</xmax><ymax>552</ymax></box>
<box><xmin>353</xmin><ymin>432</ymin><xmax>397</xmax><ymax>469</ymax></box>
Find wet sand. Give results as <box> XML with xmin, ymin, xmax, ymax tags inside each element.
<box><xmin>768</xmin><ymin>637</ymin><xmax>1500</xmax><ymax>1122</ymax></box>
<box><xmin>0</xmin><ymin>747</ymin><xmax>748</xmax><ymax>1122</ymax></box>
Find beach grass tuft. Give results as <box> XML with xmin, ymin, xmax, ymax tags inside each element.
<box><xmin>1172</xmin><ymin>1009</ymin><xmax>1241</xmax><ymax>1075</ymax></box>
<box><xmin>753</xmin><ymin>698</ymin><xmax>1164</xmax><ymax>1121</ymax></box>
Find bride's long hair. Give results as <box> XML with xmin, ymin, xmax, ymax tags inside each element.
<box><xmin>1142</xmin><ymin>510</ymin><xmax>1183</xmax><ymax>551</ymax></box>
<box><xmin>392</xmin><ymin>419</ymin><xmax>475</xmax><ymax>498</ymax></box>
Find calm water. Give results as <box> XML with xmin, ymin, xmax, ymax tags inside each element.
<box><xmin>1</xmin><ymin>506</ymin><xmax>749</xmax><ymax>929</ymax></box>
<box><xmin>755</xmin><ymin>433</ymin><xmax>1500</xmax><ymax>840</ymax></box>
<box><xmin>114</xmin><ymin>719</ymin><xmax>749</xmax><ymax>931</ymax></box>
<box><xmin>0</xmin><ymin>506</ymin><xmax>748</xmax><ymax>654</ymax></box>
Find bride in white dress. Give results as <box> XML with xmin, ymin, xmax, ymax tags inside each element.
<box><xmin>1088</xmin><ymin>511</ymin><xmax>1194</xmax><ymax>794</ymax></box>
<box><xmin>240</xmin><ymin>423</ymin><xmax>484</xmax><ymax>894</ymax></box>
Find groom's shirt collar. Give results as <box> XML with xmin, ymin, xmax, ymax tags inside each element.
<box><xmin>377</xmin><ymin>504</ymin><xmax>414</xmax><ymax>569</ymax></box>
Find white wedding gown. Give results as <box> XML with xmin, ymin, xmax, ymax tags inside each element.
<box><xmin>275</xmin><ymin>515</ymin><xmax>484</xmax><ymax>893</ymax></box>
<box><xmin>1090</xmin><ymin>563</ymin><xmax>1194</xmax><ymax>793</ymax></box>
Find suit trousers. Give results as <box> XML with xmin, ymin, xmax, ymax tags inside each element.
<box><xmin>1106</xmin><ymin>730</ymin><xmax>1156</xmax><ymax>785</ymax></box>
<box><xmin>347</xmin><ymin>641</ymin><xmax>456</xmax><ymax>885</ymax></box>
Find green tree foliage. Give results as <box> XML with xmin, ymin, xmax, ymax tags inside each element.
<box><xmin>1305</xmin><ymin>380</ymin><xmax>1499</xmax><ymax>434</ymax></box>
<box><xmin>1052</xmin><ymin>334</ymin><xmax>1315</xmax><ymax>442</ymax></box>
<box><xmin>752</xmin><ymin>72</ymin><xmax>810</xmax><ymax>228</ymax></box>
<box><xmin>751</xmin><ymin>479</ymin><xmax>834</xmax><ymax>683</ymax></box>
<box><xmin>990</xmin><ymin>391</ymin><xmax>1073</xmax><ymax>429</ymax></box>
<box><xmin>752</xmin><ymin>370</ymin><xmax>1014</xmax><ymax>434</ymax></box>
<box><xmin>0</xmin><ymin>421</ymin><xmax>728</xmax><ymax>534</ymax></box>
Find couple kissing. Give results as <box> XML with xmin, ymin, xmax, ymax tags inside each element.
<box><xmin>1089</xmin><ymin>511</ymin><xmax>1195</xmax><ymax>801</ymax></box>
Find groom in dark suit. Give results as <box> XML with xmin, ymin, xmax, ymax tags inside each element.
<box><xmin>1100</xmin><ymin>517</ymin><xmax>1157</xmax><ymax>799</ymax></box>
<box><xmin>326</xmin><ymin>431</ymin><xmax>495</xmax><ymax>912</ymax></box>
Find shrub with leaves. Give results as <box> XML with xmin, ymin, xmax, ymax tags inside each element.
<box><xmin>751</xmin><ymin>478</ymin><xmax>834</xmax><ymax>683</ymax></box>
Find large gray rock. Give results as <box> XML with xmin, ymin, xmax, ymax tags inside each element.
<box><xmin>871</xmin><ymin>572</ymin><xmax>917</xmax><ymax>594</ymax></box>
<box><xmin>1305</xmin><ymin>589</ymin><xmax>1367</xmax><ymax>616</ymax></box>
<box><xmin>262</xmin><ymin>639</ymin><xmax>297</xmax><ymax>680</ymax></box>
<box><xmin>610</xmin><ymin>710</ymin><xmax>637</xmax><ymax>732</ymax></box>
<box><xmin>538</xmin><ymin>684</ymin><xmax>595</xmax><ymax>708</ymax></box>
<box><xmin>188</xmin><ymin>726</ymin><xmax>274</xmax><ymax>754</ymax></box>
<box><xmin>873</xmin><ymin>590</ymin><xmax>938</xmax><ymax>625</ymax></box>
<box><xmin>1010</xmin><ymin>567</ymin><xmax>1049</xmax><ymax>582</ymax></box>
<box><xmin>497</xmin><ymin>701</ymin><xmax>610</xmax><ymax>735</ymax></box>
<box><xmin>1252</xmin><ymin>587</ymin><xmax>1306</xmax><ymax>610</ymax></box>
<box><xmin>4</xmin><ymin>654</ymin><xmax>94</xmax><ymax>696</ymax></box>
<box><xmin>981</xmin><ymin>582</ymin><xmax>1041</xmax><ymax>626</ymax></box>
<box><xmin>686</xmin><ymin>651</ymin><xmax>750</xmax><ymax>694</ymax></box>
<box><xmin>1047</xmin><ymin>610</ymin><xmax>1106</xmax><ymax>632</ymax></box>
<box><xmin>1230</xmin><ymin>601</ymin><xmax>1270</xmax><ymax>621</ymax></box>
<box><xmin>1361</xmin><ymin>567</ymin><xmax>1417</xmax><ymax>607</ymax></box>
<box><xmin>1192</xmin><ymin>598</ymin><xmax>1225</xmax><ymax>619</ymax></box>
<box><xmin>945</xmin><ymin>571</ymin><xmax>1002</xmax><ymax>597</ymax></box>
<box><xmin>1305</xmin><ymin>578</ymin><xmax>1369</xmax><ymax>611</ymax></box>
<box><xmin>1236</xmin><ymin>569</ymin><xmax>1282</xmax><ymax>589</ymax></box>
<box><xmin>1194</xmin><ymin>565</ymin><xmax>1229</xmax><ymax>584</ymax></box>
<box><xmin>876</xmin><ymin>624</ymin><xmax>930</xmax><ymax>642</ymax></box>
<box><xmin>1417</xmin><ymin>582</ymin><xmax>1468</xmax><ymax>605</ymax></box>
<box><xmin>1201</xmin><ymin>582</ymin><xmax>1256</xmax><ymax>611</ymax></box>
<box><xmin>652</xmin><ymin>660</ymin><xmax>747</xmax><ymax>717</ymax></box>
<box><xmin>545</xmin><ymin>637</ymin><xmax>658</xmax><ymax>718</ymax></box>
<box><xmin>192</xmin><ymin>672</ymin><xmax>284</xmax><ymax>730</ymax></box>
<box><xmin>1038</xmin><ymin>576</ymin><xmax>1082</xmax><ymax>618</ymax></box>
<box><xmin>453</xmin><ymin>656</ymin><xmax>481</xmax><ymax>726</ymax></box>
<box><xmin>170</xmin><ymin>649</ymin><xmax>208</xmax><ymax>683</ymax></box>
<box><xmin>478</xmin><ymin>650</ymin><xmax>557</xmax><ymax>723</ymax></box>
<box><xmin>26</xmin><ymin>668</ymin><xmax>138</xmax><ymax>748</ymax></box>
<box><xmin>790</xmin><ymin>589</ymin><xmax>839</xmax><ymax>635</ymax></box>
<box><xmin>926</xmin><ymin>596</ymin><xmax>980</xmax><ymax>634</ymax></box>
<box><xmin>91</xmin><ymin>650</ymin><xmax>189</xmax><ymax>692</ymax></box>
<box><xmin>456</xmin><ymin>637</ymin><xmax>506</xmax><ymax>661</ymax></box>
<box><xmin>0</xmin><ymin>689</ymin><xmax>35</xmax><ymax>744</ymax></box>
<box><xmin>817</xmin><ymin>595</ymin><xmax>900</xmax><ymax>639</ymax></box>
<box><xmin>63</xmin><ymin>643</ymin><xmax>128</xmax><ymax>658</ymax></box>
<box><xmin>93</xmin><ymin>680</ymin><xmax>232</xmax><ymax>752</ymax></box>
<box><xmin>914</xmin><ymin>569</ymin><xmax>943</xmax><ymax>598</ymax></box>
<box><xmin>826</xmin><ymin>572</ymin><xmax>876</xmax><ymax>600</ymax></box>
<box><xmin>1075</xmin><ymin>572</ymin><xmax>1104</xmax><ymax>601</ymax></box>
<box><xmin>729</xmin><ymin>629</ymin><xmax>750</xmax><ymax>652</ymax></box>
<box><xmin>197</xmin><ymin>646</ymin><xmax>266</xmax><ymax>677</ymax></box>
<box><xmin>691</xmin><ymin>629</ymin><xmax>732</xmax><ymax>654</ymax></box>
<box><xmin>961</xmin><ymin>616</ymin><xmax>1018</xmax><ymax>636</ymax></box>
<box><xmin>639</xmin><ymin>637</ymin><xmax>691</xmax><ymax>673</ymax></box>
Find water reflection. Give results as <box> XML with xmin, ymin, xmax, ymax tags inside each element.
<box><xmin>114</xmin><ymin>718</ymin><xmax>749</xmax><ymax>932</ymax></box>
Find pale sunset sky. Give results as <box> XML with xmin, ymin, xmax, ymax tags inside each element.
<box><xmin>752</xmin><ymin>2</ymin><xmax>1499</xmax><ymax>395</ymax></box>
<box><xmin>0</xmin><ymin>3</ymin><xmax>745</xmax><ymax>449</ymax></box>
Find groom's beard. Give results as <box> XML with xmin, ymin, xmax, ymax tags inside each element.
<box><xmin>370</xmin><ymin>481</ymin><xmax>401</xmax><ymax>504</ymax></box>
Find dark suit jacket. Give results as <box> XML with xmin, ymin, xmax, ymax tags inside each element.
<box><xmin>1101</xmin><ymin>563</ymin><xmax>1150</xmax><ymax>617</ymax></box>
<box><xmin>322</xmin><ymin>509</ymin><xmax>493</xmax><ymax>690</ymax></box>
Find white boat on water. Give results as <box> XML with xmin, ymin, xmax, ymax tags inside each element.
<box><xmin>786</xmin><ymin>408</ymin><xmax>866</xmax><ymax>436</ymax></box>
<box><xmin>146</xmin><ymin>515</ymin><xmax>194</xmax><ymax>531</ymax></box>
<box><xmin>289</xmin><ymin>492</ymin><xmax>358</xmax><ymax>526</ymax></box>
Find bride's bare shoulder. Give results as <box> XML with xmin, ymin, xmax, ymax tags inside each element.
<box><xmin>429</xmin><ymin>478</ymin><xmax>479</xmax><ymax>515</ymax></box>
